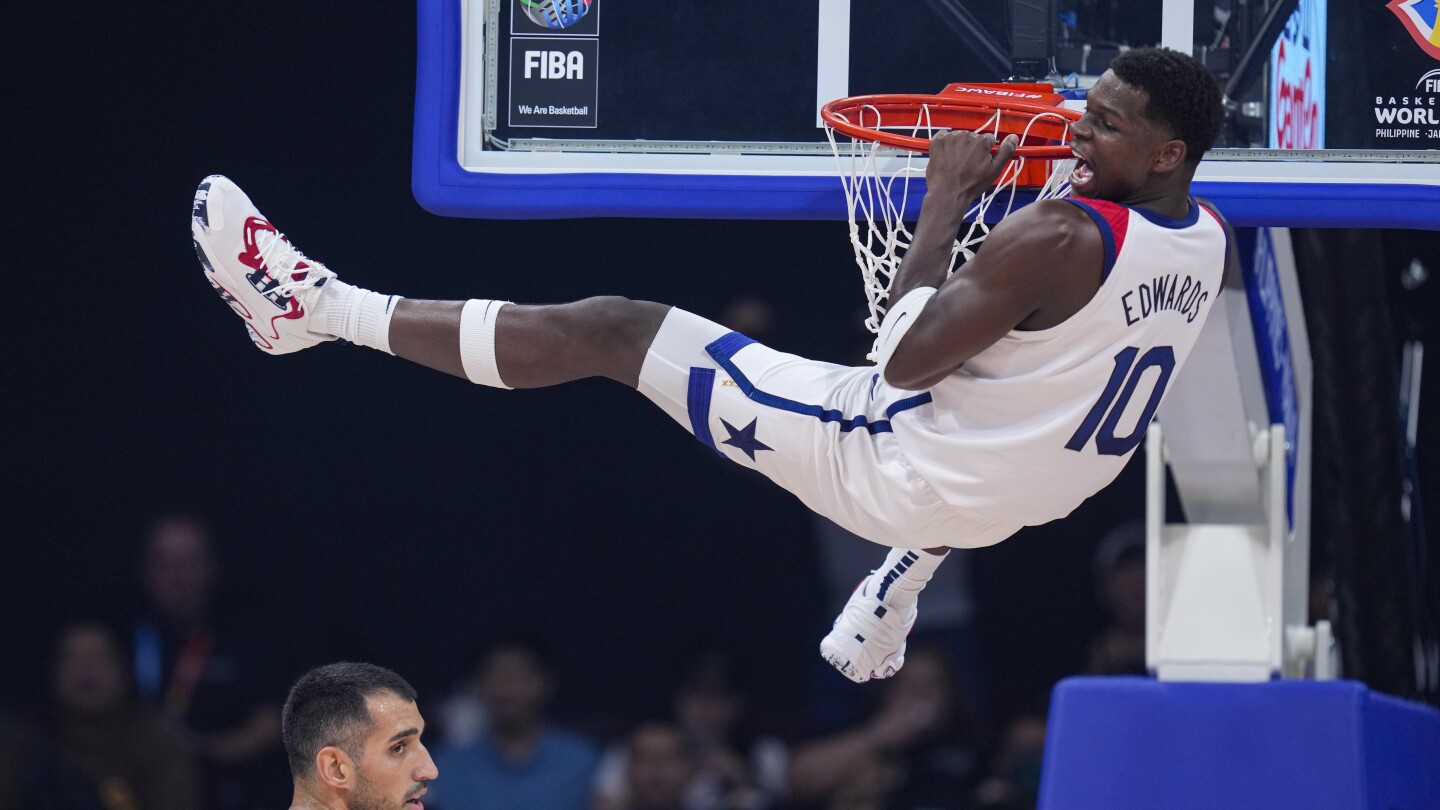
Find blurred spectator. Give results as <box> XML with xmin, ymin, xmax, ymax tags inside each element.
<box><xmin>1307</xmin><ymin>560</ymin><xmax>1343</xmax><ymax>678</ymax></box>
<box><xmin>595</xmin><ymin>649</ymin><xmax>787</xmax><ymax>810</ymax></box>
<box><xmin>789</xmin><ymin>645</ymin><xmax>982</xmax><ymax>810</ymax></box>
<box><xmin>428</xmin><ymin>640</ymin><xmax>598</xmax><ymax>810</ymax></box>
<box><xmin>0</xmin><ymin>712</ymin><xmax>13</xmax><ymax>806</ymax></box>
<box><xmin>0</xmin><ymin>620</ymin><xmax>204</xmax><ymax>810</ymax></box>
<box><xmin>718</xmin><ymin>296</ymin><xmax>778</xmax><ymax>342</ymax></box>
<box><xmin>1083</xmin><ymin>521</ymin><xmax>1147</xmax><ymax>676</ymax></box>
<box><xmin>617</xmin><ymin>721</ymin><xmax>701</xmax><ymax>810</ymax></box>
<box><xmin>131</xmin><ymin>514</ymin><xmax>286</xmax><ymax>809</ymax></box>
<box><xmin>972</xmin><ymin>711</ymin><xmax>1046</xmax><ymax>810</ymax></box>
<box><xmin>1309</xmin><ymin>559</ymin><xmax>1336</xmax><ymax>627</ymax></box>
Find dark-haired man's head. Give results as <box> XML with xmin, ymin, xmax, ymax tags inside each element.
<box><xmin>1069</xmin><ymin>47</ymin><xmax>1224</xmax><ymax>203</ymax></box>
<box><xmin>282</xmin><ymin>662</ymin><xmax>436</xmax><ymax>810</ymax></box>
<box><xmin>1109</xmin><ymin>47</ymin><xmax>1225</xmax><ymax>164</ymax></box>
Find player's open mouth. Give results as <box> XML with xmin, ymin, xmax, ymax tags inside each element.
<box><xmin>405</xmin><ymin>787</ymin><xmax>427</xmax><ymax>809</ymax></box>
<box><xmin>1070</xmin><ymin>156</ymin><xmax>1094</xmax><ymax>186</ymax></box>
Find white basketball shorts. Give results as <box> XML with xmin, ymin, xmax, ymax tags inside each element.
<box><xmin>636</xmin><ymin>308</ymin><xmax>1022</xmax><ymax>549</ymax></box>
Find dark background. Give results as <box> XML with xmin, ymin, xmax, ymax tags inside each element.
<box><xmin>4</xmin><ymin>1</ymin><xmax>1436</xmax><ymax>734</ymax></box>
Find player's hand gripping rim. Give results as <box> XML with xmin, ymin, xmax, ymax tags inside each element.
<box><xmin>923</xmin><ymin>131</ymin><xmax>1020</xmax><ymax>210</ymax></box>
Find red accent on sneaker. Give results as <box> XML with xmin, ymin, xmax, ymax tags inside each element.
<box><xmin>238</xmin><ymin>216</ymin><xmax>279</xmax><ymax>274</ymax></box>
<box><xmin>265</xmin><ymin>297</ymin><xmax>307</xmax><ymax>340</ymax></box>
<box><xmin>237</xmin><ymin>216</ymin><xmax>312</xmax><ymax>339</ymax></box>
<box><xmin>245</xmin><ymin>323</ymin><xmax>274</xmax><ymax>350</ymax></box>
<box><xmin>206</xmin><ymin>277</ymin><xmax>252</xmax><ymax>320</ymax></box>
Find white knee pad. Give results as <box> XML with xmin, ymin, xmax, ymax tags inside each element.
<box><xmin>458</xmin><ymin>299</ymin><xmax>512</xmax><ymax>388</ymax></box>
<box><xmin>874</xmin><ymin>286</ymin><xmax>937</xmax><ymax>373</ymax></box>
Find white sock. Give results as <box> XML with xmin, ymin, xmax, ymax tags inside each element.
<box><xmin>458</xmin><ymin>299</ymin><xmax>512</xmax><ymax>389</ymax></box>
<box><xmin>871</xmin><ymin>547</ymin><xmax>948</xmax><ymax>608</ymax></box>
<box><xmin>311</xmin><ymin>278</ymin><xmax>401</xmax><ymax>355</ymax></box>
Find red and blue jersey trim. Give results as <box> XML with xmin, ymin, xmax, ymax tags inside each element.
<box><xmin>1195</xmin><ymin>200</ymin><xmax>1231</xmax><ymax>270</ymax></box>
<box><xmin>1063</xmin><ymin>197</ymin><xmax>1210</xmax><ymax>281</ymax></box>
<box><xmin>1063</xmin><ymin>198</ymin><xmax>1131</xmax><ymax>281</ymax></box>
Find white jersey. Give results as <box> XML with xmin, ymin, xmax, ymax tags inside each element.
<box><xmin>891</xmin><ymin>196</ymin><xmax>1229</xmax><ymax>525</ymax></box>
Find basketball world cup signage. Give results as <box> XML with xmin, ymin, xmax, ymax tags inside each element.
<box><xmin>1375</xmin><ymin>0</ymin><xmax>1440</xmax><ymax>147</ymax></box>
<box><xmin>1270</xmin><ymin>0</ymin><xmax>1326</xmax><ymax>149</ymax></box>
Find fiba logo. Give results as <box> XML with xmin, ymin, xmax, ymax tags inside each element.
<box><xmin>1420</xmin><ymin>68</ymin><xmax>1440</xmax><ymax>92</ymax></box>
<box><xmin>1387</xmin><ymin>0</ymin><xmax>1440</xmax><ymax>60</ymax></box>
<box><xmin>522</xmin><ymin>0</ymin><xmax>592</xmax><ymax>30</ymax></box>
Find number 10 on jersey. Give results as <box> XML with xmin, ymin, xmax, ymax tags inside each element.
<box><xmin>1066</xmin><ymin>346</ymin><xmax>1176</xmax><ymax>457</ymax></box>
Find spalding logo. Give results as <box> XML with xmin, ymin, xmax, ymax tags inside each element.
<box><xmin>1387</xmin><ymin>0</ymin><xmax>1440</xmax><ymax>61</ymax></box>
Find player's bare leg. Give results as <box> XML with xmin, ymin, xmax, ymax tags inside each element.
<box><xmin>193</xmin><ymin>173</ymin><xmax>952</xmax><ymax>685</ymax></box>
<box><xmin>388</xmin><ymin>298</ymin><xmax>669</xmax><ymax>389</ymax></box>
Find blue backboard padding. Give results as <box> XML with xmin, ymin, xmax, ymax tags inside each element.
<box><xmin>1196</xmin><ymin>180</ymin><xmax>1440</xmax><ymax>229</ymax></box>
<box><xmin>413</xmin><ymin>0</ymin><xmax>1440</xmax><ymax>228</ymax></box>
<box><xmin>1038</xmin><ymin>677</ymin><xmax>1440</xmax><ymax>810</ymax></box>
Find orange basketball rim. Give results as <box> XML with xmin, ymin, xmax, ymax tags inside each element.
<box><xmin>821</xmin><ymin>83</ymin><xmax>1081</xmax><ymax>161</ymax></box>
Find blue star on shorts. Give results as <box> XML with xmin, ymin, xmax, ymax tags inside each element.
<box><xmin>720</xmin><ymin>417</ymin><xmax>773</xmax><ymax>461</ymax></box>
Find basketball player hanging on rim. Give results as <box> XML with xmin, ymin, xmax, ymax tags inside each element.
<box><xmin>192</xmin><ymin>48</ymin><xmax>1229</xmax><ymax>683</ymax></box>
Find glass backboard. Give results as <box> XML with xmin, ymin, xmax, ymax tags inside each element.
<box><xmin>412</xmin><ymin>0</ymin><xmax>1440</xmax><ymax>227</ymax></box>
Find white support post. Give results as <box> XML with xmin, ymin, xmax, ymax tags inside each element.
<box><xmin>816</xmin><ymin>0</ymin><xmax>850</xmax><ymax>128</ymax></box>
<box><xmin>1147</xmin><ymin>421</ymin><xmax>1280</xmax><ymax>682</ymax></box>
<box><xmin>1150</xmin><ymin>227</ymin><xmax>1316</xmax><ymax>682</ymax></box>
<box><xmin>1161</xmin><ymin>0</ymin><xmax>1195</xmax><ymax>54</ymax></box>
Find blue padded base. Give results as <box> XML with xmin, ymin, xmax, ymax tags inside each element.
<box><xmin>1039</xmin><ymin>677</ymin><xmax>1440</xmax><ymax>810</ymax></box>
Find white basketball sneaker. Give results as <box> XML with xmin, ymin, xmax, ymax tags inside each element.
<box><xmin>819</xmin><ymin>571</ymin><xmax>918</xmax><ymax>684</ymax></box>
<box><xmin>191</xmin><ymin>175</ymin><xmax>336</xmax><ymax>354</ymax></box>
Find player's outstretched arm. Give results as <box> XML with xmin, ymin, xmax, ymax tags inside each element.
<box><xmin>883</xmin><ymin>198</ymin><xmax>1103</xmax><ymax>390</ymax></box>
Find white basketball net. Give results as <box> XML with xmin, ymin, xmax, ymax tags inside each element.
<box><xmin>825</xmin><ymin>103</ymin><xmax>1077</xmax><ymax>358</ymax></box>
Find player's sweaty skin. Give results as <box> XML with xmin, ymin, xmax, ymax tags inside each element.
<box><xmin>389</xmin><ymin>296</ymin><xmax>669</xmax><ymax>388</ymax></box>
